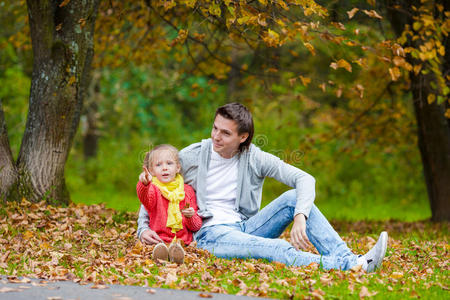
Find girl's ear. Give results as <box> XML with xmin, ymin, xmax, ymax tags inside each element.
<box><xmin>176</xmin><ymin>163</ymin><xmax>181</xmax><ymax>173</ymax></box>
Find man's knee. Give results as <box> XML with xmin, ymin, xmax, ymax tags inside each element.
<box><xmin>279</xmin><ymin>189</ymin><xmax>297</xmax><ymax>208</ymax></box>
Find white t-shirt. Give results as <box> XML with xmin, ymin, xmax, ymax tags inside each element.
<box><xmin>202</xmin><ymin>148</ymin><xmax>242</xmax><ymax>227</ymax></box>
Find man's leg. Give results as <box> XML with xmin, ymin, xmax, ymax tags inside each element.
<box><xmin>241</xmin><ymin>189</ymin><xmax>358</xmax><ymax>268</ymax></box>
<box><xmin>195</xmin><ymin>223</ymin><xmax>355</xmax><ymax>270</ymax></box>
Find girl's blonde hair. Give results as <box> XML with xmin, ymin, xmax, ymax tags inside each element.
<box><xmin>143</xmin><ymin>144</ymin><xmax>180</xmax><ymax>169</ymax></box>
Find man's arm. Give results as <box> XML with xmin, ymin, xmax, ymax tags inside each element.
<box><xmin>137</xmin><ymin>205</ymin><xmax>164</xmax><ymax>245</ymax></box>
<box><xmin>137</xmin><ymin>204</ymin><xmax>150</xmax><ymax>239</ymax></box>
<box><xmin>256</xmin><ymin>147</ymin><xmax>315</xmax><ymax>250</ymax></box>
<box><xmin>257</xmin><ymin>148</ymin><xmax>316</xmax><ymax>218</ymax></box>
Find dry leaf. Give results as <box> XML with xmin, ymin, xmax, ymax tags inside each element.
<box><xmin>198</xmin><ymin>293</ymin><xmax>213</xmax><ymax>298</ymax></box>
<box><xmin>347</xmin><ymin>8</ymin><xmax>359</xmax><ymax>19</ymax></box>
<box><xmin>59</xmin><ymin>0</ymin><xmax>71</xmax><ymax>8</ymax></box>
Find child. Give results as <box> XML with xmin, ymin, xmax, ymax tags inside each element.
<box><xmin>137</xmin><ymin>144</ymin><xmax>202</xmax><ymax>263</ymax></box>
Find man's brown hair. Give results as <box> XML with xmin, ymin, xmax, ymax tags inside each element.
<box><xmin>215</xmin><ymin>102</ymin><xmax>254</xmax><ymax>153</ymax></box>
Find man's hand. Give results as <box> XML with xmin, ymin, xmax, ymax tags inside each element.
<box><xmin>139</xmin><ymin>167</ymin><xmax>152</xmax><ymax>185</ymax></box>
<box><xmin>181</xmin><ymin>207</ymin><xmax>195</xmax><ymax>218</ymax></box>
<box><xmin>140</xmin><ymin>229</ymin><xmax>163</xmax><ymax>245</ymax></box>
<box><xmin>290</xmin><ymin>213</ymin><xmax>311</xmax><ymax>251</ymax></box>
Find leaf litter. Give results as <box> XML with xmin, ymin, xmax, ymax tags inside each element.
<box><xmin>0</xmin><ymin>199</ymin><xmax>448</xmax><ymax>298</ymax></box>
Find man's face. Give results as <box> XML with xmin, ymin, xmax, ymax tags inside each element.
<box><xmin>211</xmin><ymin>114</ymin><xmax>249</xmax><ymax>158</ymax></box>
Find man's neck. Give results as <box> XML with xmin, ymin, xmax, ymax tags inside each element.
<box><xmin>212</xmin><ymin>147</ymin><xmax>238</xmax><ymax>159</ymax></box>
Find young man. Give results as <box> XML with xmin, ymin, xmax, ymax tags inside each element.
<box><xmin>137</xmin><ymin>103</ymin><xmax>388</xmax><ymax>271</ymax></box>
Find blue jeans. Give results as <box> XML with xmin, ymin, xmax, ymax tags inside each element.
<box><xmin>194</xmin><ymin>190</ymin><xmax>358</xmax><ymax>270</ymax></box>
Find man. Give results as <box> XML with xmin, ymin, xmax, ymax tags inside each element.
<box><xmin>137</xmin><ymin>103</ymin><xmax>387</xmax><ymax>271</ymax></box>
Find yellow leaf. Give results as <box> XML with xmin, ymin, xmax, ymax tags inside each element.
<box><xmin>40</xmin><ymin>242</ymin><xmax>51</xmax><ymax>250</ymax></box>
<box><xmin>209</xmin><ymin>3</ymin><xmax>221</xmax><ymax>16</ymax></box>
<box><xmin>337</xmin><ymin>59</ymin><xmax>352</xmax><ymax>72</ymax></box>
<box><xmin>304</xmin><ymin>42</ymin><xmax>316</xmax><ymax>55</ymax></box>
<box><xmin>427</xmin><ymin>94</ymin><xmax>436</xmax><ymax>104</ymax></box>
<box><xmin>444</xmin><ymin>108</ymin><xmax>450</xmax><ymax>118</ymax></box>
<box><xmin>278</xmin><ymin>0</ymin><xmax>289</xmax><ymax>10</ymax></box>
<box><xmin>23</xmin><ymin>230</ymin><xmax>34</xmax><ymax>240</ymax></box>
<box><xmin>299</xmin><ymin>75</ymin><xmax>311</xmax><ymax>86</ymax></box>
<box><xmin>347</xmin><ymin>8</ymin><xmax>359</xmax><ymax>19</ymax></box>
<box><xmin>389</xmin><ymin>67</ymin><xmax>401</xmax><ymax>81</ymax></box>
<box><xmin>390</xmin><ymin>271</ymin><xmax>404</xmax><ymax>279</ymax></box>
<box><xmin>413</xmin><ymin>22</ymin><xmax>422</xmax><ymax>31</ymax></box>
<box><xmin>413</xmin><ymin>64</ymin><xmax>422</xmax><ymax>75</ymax></box>
<box><xmin>68</xmin><ymin>76</ymin><xmax>76</xmax><ymax>86</ymax></box>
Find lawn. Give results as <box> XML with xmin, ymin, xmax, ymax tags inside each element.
<box><xmin>0</xmin><ymin>199</ymin><xmax>448</xmax><ymax>299</ymax></box>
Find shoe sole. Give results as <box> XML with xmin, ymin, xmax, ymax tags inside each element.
<box><xmin>152</xmin><ymin>243</ymin><xmax>169</xmax><ymax>261</ymax></box>
<box><xmin>169</xmin><ymin>243</ymin><xmax>185</xmax><ymax>264</ymax></box>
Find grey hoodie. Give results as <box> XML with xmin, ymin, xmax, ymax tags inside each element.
<box><xmin>137</xmin><ymin>138</ymin><xmax>315</xmax><ymax>238</ymax></box>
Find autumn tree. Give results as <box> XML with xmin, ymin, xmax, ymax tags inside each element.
<box><xmin>0</xmin><ymin>0</ymin><xmax>100</xmax><ymax>204</ymax></box>
<box><xmin>384</xmin><ymin>0</ymin><xmax>449</xmax><ymax>221</ymax></box>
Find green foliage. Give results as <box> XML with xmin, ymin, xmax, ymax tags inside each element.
<box><xmin>0</xmin><ymin>42</ymin><xmax>30</xmax><ymax>159</ymax></box>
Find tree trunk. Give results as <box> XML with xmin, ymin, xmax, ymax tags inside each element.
<box><xmin>411</xmin><ymin>74</ymin><xmax>450</xmax><ymax>221</ymax></box>
<box><xmin>3</xmin><ymin>0</ymin><xmax>100</xmax><ymax>205</ymax></box>
<box><xmin>386</xmin><ymin>0</ymin><xmax>450</xmax><ymax>221</ymax></box>
<box><xmin>0</xmin><ymin>100</ymin><xmax>18</xmax><ymax>202</ymax></box>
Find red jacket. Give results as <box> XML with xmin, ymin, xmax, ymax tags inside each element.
<box><xmin>136</xmin><ymin>181</ymin><xmax>202</xmax><ymax>245</ymax></box>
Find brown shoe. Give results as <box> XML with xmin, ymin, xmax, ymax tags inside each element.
<box><xmin>152</xmin><ymin>243</ymin><xmax>169</xmax><ymax>261</ymax></box>
<box><xmin>168</xmin><ymin>242</ymin><xmax>185</xmax><ymax>264</ymax></box>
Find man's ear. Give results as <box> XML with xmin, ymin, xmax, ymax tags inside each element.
<box><xmin>239</xmin><ymin>133</ymin><xmax>249</xmax><ymax>144</ymax></box>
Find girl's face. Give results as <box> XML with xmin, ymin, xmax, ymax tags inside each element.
<box><xmin>150</xmin><ymin>150</ymin><xmax>180</xmax><ymax>183</ymax></box>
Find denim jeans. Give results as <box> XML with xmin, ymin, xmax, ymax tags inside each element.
<box><xmin>194</xmin><ymin>190</ymin><xmax>358</xmax><ymax>270</ymax></box>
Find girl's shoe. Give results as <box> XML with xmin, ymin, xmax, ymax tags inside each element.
<box><xmin>168</xmin><ymin>242</ymin><xmax>185</xmax><ymax>264</ymax></box>
<box><xmin>152</xmin><ymin>243</ymin><xmax>169</xmax><ymax>262</ymax></box>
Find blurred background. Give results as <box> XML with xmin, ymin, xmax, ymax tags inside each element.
<box><xmin>1</xmin><ymin>0</ymin><xmax>434</xmax><ymax>221</ymax></box>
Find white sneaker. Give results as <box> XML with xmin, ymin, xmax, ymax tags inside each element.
<box><xmin>358</xmin><ymin>231</ymin><xmax>388</xmax><ymax>272</ymax></box>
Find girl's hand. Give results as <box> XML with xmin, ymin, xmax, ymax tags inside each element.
<box><xmin>139</xmin><ymin>167</ymin><xmax>152</xmax><ymax>185</ymax></box>
<box><xmin>181</xmin><ymin>207</ymin><xmax>195</xmax><ymax>218</ymax></box>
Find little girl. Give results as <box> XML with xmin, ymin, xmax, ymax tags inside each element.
<box><xmin>136</xmin><ymin>144</ymin><xmax>202</xmax><ymax>263</ymax></box>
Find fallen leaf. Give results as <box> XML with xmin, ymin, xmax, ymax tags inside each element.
<box><xmin>198</xmin><ymin>293</ymin><xmax>213</xmax><ymax>298</ymax></box>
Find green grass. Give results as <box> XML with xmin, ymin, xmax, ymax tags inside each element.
<box><xmin>69</xmin><ymin>181</ymin><xmax>431</xmax><ymax>222</ymax></box>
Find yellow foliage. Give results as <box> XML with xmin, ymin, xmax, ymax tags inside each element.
<box><xmin>299</xmin><ymin>75</ymin><xmax>311</xmax><ymax>86</ymax></box>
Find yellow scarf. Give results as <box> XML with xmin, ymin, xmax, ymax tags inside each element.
<box><xmin>152</xmin><ymin>174</ymin><xmax>185</xmax><ymax>233</ymax></box>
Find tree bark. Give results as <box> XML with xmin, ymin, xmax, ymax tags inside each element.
<box><xmin>7</xmin><ymin>0</ymin><xmax>100</xmax><ymax>205</ymax></box>
<box><xmin>411</xmin><ymin>74</ymin><xmax>450</xmax><ymax>221</ymax></box>
<box><xmin>0</xmin><ymin>100</ymin><xmax>18</xmax><ymax>202</ymax></box>
<box><xmin>386</xmin><ymin>0</ymin><xmax>450</xmax><ymax>221</ymax></box>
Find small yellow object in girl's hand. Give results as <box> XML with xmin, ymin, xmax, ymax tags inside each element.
<box><xmin>184</xmin><ymin>202</ymin><xmax>190</xmax><ymax>209</ymax></box>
